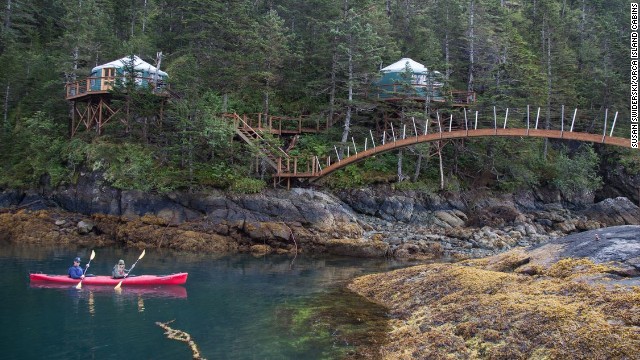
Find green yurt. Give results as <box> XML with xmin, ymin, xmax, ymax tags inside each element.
<box><xmin>89</xmin><ymin>55</ymin><xmax>168</xmax><ymax>91</ymax></box>
<box><xmin>373</xmin><ymin>58</ymin><xmax>444</xmax><ymax>101</ymax></box>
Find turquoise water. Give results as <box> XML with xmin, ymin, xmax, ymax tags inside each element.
<box><xmin>0</xmin><ymin>244</ymin><xmax>406</xmax><ymax>359</ymax></box>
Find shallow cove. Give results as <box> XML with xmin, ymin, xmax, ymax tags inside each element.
<box><xmin>1</xmin><ymin>244</ymin><xmax>413</xmax><ymax>359</ymax></box>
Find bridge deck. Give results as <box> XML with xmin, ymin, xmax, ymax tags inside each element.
<box><xmin>275</xmin><ymin>128</ymin><xmax>633</xmax><ymax>180</ymax></box>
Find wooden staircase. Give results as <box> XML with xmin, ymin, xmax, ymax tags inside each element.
<box><xmin>225</xmin><ymin>113</ymin><xmax>290</xmax><ymax>172</ymax></box>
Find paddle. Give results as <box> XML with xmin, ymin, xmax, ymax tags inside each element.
<box><xmin>75</xmin><ymin>250</ymin><xmax>96</xmax><ymax>290</ymax></box>
<box><xmin>114</xmin><ymin>249</ymin><xmax>146</xmax><ymax>290</ymax></box>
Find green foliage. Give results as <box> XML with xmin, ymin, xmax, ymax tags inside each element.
<box><xmin>550</xmin><ymin>145</ymin><xmax>603</xmax><ymax>196</ymax></box>
<box><xmin>327</xmin><ymin>165</ymin><xmax>365</xmax><ymax>189</ymax></box>
<box><xmin>194</xmin><ymin>163</ymin><xmax>236</xmax><ymax>189</ymax></box>
<box><xmin>230</xmin><ymin>177</ymin><xmax>266</xmax><ymax>194</ymax></box>
<box><xmin>392</xmin><ymin>181</ymin><xmax>439</xmax><ymax>193</ymax></box>
<box><xmin>0</xmin><ymin>111</ymin><xmax>67</xmax><ymax>187</ymax></box>
<box><xmin>295</xmin><ymin>135</ymin><xmax>330</xmax><ymax>157</ymax></box>
<box><xmin>85</xmin><ymin>142</ymin><xmax>155</xmax><ymax>191</ymax></box>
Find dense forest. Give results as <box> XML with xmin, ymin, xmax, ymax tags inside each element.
<box><xmin>0</xmin><ymin>0</ymin><xmax>637</xmax><ymax>194</ymax></box>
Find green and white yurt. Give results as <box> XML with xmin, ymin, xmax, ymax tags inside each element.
<box><xmin>89</xmin><ymin>55</ymin><xmax>168</xmax><ymax>91</ymax></box>
<box><xmin>373</xmin><ymin>58</ymin><xmax>444</xmax><ymax>101</ymax></box>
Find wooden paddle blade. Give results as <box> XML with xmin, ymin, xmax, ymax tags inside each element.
<box><xmin>114</xmin><ymin>280</ymin><xmax>123</xmax><ymax>290</ymax></box>
<box><xmin>89</xmin><ymin>250</ymin><xmax>96</xmax><ymax>261</ymax></box>
<box><xmin>139</xmin><ymin>249</ymin><xmax>146</xmax><ymax>260</ymax></box>
<box><xmin>75</xmin><ymin>281</ymin><xmax>83</xmax><ymax>289</ymax></box>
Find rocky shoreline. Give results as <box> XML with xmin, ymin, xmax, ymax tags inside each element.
<box><xmin>1</xmin><ymin>177</ymin><xmax>639</xmax><ymax>259</ymax></box>
<box><xmin>348</xmin><ymin>225</ymin><xmax>640</xmax><ymax>358</ymax></box>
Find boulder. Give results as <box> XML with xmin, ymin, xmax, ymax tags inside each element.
<box><xmin>77</xmin><ymin>220</ymin><xmax>94</xmax><ymax>234</ymax></box>
<box><xmin>580</xmin><ymin>197</ymin><xmax>640</xmax><ymax>226</ymax></box>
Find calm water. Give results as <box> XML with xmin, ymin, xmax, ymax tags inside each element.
<box><xmin>0</xmin><ymin>244</ymin><xmax>409</xmax><ymax>359</ymax></box>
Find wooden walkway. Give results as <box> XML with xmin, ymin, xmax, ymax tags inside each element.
<box><xmin>270</xmin><ymin>106</ymin><xmax>635</xmax><ymax>181</ymax></box>
<box><xmin>223</xmin><ymin>113</ymin><xmax>338</xmax><ymax>135</ymax></box>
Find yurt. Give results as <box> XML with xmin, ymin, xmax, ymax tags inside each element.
<box><xmin>89</xmin><ymin>55</ymin><xmax>168</xmax><ymax>91</ymax></box>
<box><xmin>373</xmin><ymin>58</ymin><xmax>444</xmax><ymax>101</ymax></box>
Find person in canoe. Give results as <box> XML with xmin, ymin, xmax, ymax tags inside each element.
<box><xmin>112</xmin><ymin>259</ymin><xmax>130</xmax><ymax>279</ymax></box>
<box><xmin>68</xmin><ymin>257</ymin><xmax>86</xmax><ymax>279</ymax></box>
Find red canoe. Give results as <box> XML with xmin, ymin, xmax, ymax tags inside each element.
<box><xmin>30</xmin><ymin>273</ymin><xmax>188</xmax><ymax>286</ymax></box>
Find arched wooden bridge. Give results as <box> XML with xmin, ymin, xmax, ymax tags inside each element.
<box><xmin>264</xmin><ymin>106</ymin><xmax>636</xmax><ymax>182</ymax></box>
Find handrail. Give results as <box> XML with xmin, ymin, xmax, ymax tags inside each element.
<box><xmin>274</xmin><ymin>106</ymin><xmax>633</xmax><ymax>180</ymax></box>
<box><xmin>65</xmin><ymin>75</ymin><xmax>169</xmax><ymax>99</ymax></box>
<box><xmin>229</xmin><ymin>113</ymin><xmax>290</xmax><ymax>159</ymax></box>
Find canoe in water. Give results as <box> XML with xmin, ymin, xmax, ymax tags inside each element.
<box><xmin>30</xmin><ymin>273</ymin><xmax>188</xmax><ymax>286</ymax></box>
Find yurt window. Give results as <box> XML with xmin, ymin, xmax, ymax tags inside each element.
<box><xmin>412</xmin><ymin>74</ymin><xmax>427</xmax><ymax>85</ymax></box>
<box><xmin>103</xmin><ymin>68</ymin><xmax>115</xmax><ymax>78</ymax></box>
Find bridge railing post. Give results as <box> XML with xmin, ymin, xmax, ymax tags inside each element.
<box><xmin>602</xmin><ymin>108</ymin><xmax>608</xmax><ymax>143</ymax></box>
<box><xmin>561</xmin><ymin>105</ymin><xmax>564</xmax><ymax>138</ymax></box>
<box><xmin>526</xmin><ymin>105</ymin><xmax>530</xmax><ymax>135</ymax></box>
<box><xmin>609</xmin><ymin>111</ymin><xmax>619</xmax><ymax>137</ymax></box>
<box><xmin>464</xmin><ymin>109</ymin><xmax>468</xmax><ymax>136</ymax></box>
<box><xmin>352</xmin><ymin>137</ymin><xmax>358</xmax><ymax>156</ymax></box>
<box><xmin>493</xmin><ymin>106</ymin><xmax>497</xmax><ymax>135</ymax></box>
<box><xmin>391</xmin><ymin>123</ymin><xmax>396</xmax><ymax>143</ymax></box>
<box><xmin>503</xmin><ymin>108</ymin><xmax>509</xmax><ymax>129</ymax></box>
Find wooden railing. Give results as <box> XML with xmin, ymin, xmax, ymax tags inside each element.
<box><xmin>224</xmin><ymin>113</ymin><xmax>333</xmax><ymax>135</ymax></box>
<box><xmin>275</xmin><ymin>105</ymin><xmax>634</xmax><ymax>180</ymax></box>
<box><xmin>370</xmin><ymin>85</ymin><xmax>476</xmax><ymax>106</ymax></box>
<box><xmin>65</xmin><ymin>76</ymin><xmax>169</xmax><ymax>100</ymax></box>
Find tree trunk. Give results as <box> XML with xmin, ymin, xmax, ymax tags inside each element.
<box><xmin>467</xmin><ymin>0</ymin><xmax>475</xmax><ymax>93</ymax></box>
<box><xmin>2</xmin><ymin>83</ymin><xmax>8</xmax><ymax>136</ymax></box>
<box><xmin>340</xmin><ymin>31</ymin><xmax>353</xmax><ymax>153</ymax></box>
<box><xmin>437</xmin><ymin>142</ymin><xmax>444</xmax><ymax>190</ymax></box>
<box><xmin>444</xmin><ymin>4</ymin><xmax>451</xmax><ymax>81</ymax></box>
<box><xmin>4</xmin><ymin>0</ymin><xmax>11</xmax><ymax>30</ymax></box>
<box><xmin>329</xmin><ymin>33</ymin><xmax>338</xmax><ymax>127</ymax></box>
<box><xmin>142</xmin><ymin>0</ymin><xmax>148</xmax><ymax>33</ymax></box>
<box><xmin>544</xmin><ymin>17</ymin><xmax>551</xmax><ymax>158</ymax></box>
<box><xmin>397</xmin><ymin>149</ymin><xmax>404</xmax><ymax>182</ymax></box>
<box><xmin>413</xmin><ymin>150</ymin><xmax>423</xmax><ymax>182</ymax></box>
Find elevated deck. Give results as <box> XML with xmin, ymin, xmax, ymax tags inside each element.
<box><xmin>65</xmin><ymin>76</ymin><xmax>170</xmax><ymax>101</ymax></box>
<box><xmin>371</xmin><ymin>88</ymin><xmax>476</xmax><ymax>107</ymax></box>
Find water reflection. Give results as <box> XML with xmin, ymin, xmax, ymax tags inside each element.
<box><xmin>89</xmin><ymin>291</ymin><xmax>95</xmax><ymax>315</ymax></box>
<box><xmin>29</xmin><ymin>282</ymin><xmax>188</xmax><ymax>299</ymax></box>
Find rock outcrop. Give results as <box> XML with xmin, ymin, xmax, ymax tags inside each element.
<box><xmin>348</xmin><ymin>226</ymin><xmax>640</xmax><ymax>359</ymax></box>
<box><xmin>1</xmin><ymin>174</ymin><xmax>639</xmax><ymax>258</ymax></box>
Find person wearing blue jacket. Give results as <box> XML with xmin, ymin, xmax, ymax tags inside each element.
<box><xmin>68</xmin><ymin>257</ymin><xmax>86</xmax><ymax>279</ymax></box>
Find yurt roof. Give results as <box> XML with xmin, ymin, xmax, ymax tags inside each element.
<box><xmin>381</xmin><ymin>58</ymin><xmax>428</xmax><ymax>73</ymax></box>
<box><xmin>92</xmin><ymin>55</ymin><xmax>168</xmax><ymax>77</ymax></box>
